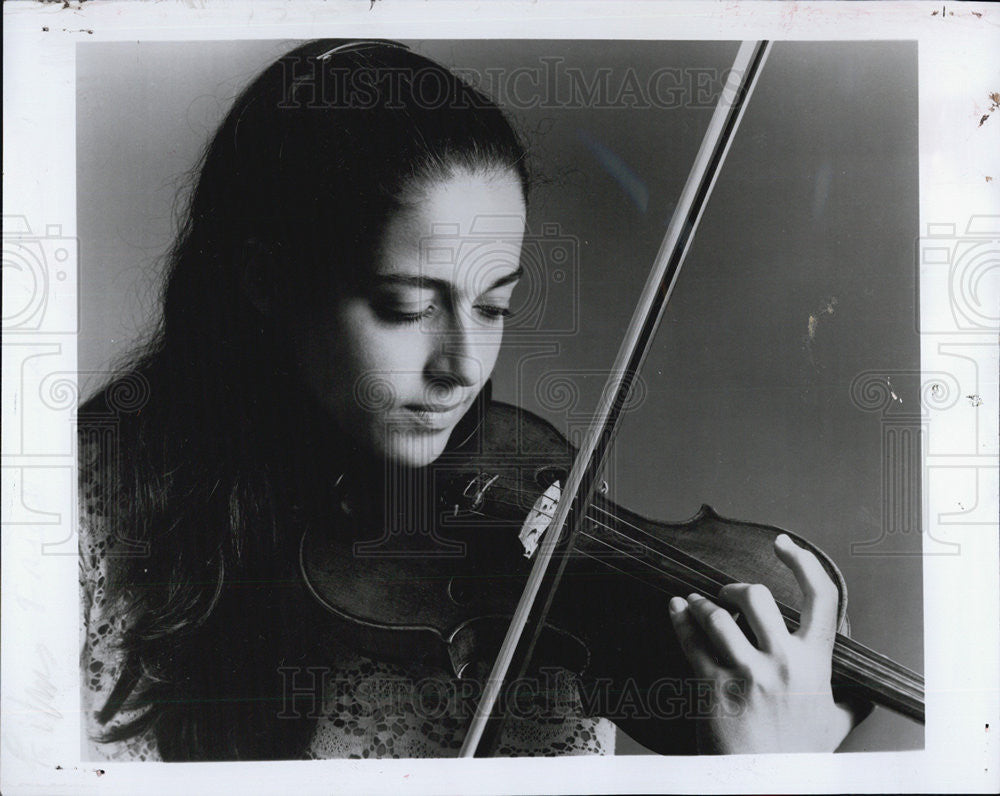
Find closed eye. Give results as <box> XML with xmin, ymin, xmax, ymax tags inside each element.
<box><xmin>475</xmin><ymin>304</ymin><xmax>512</xmax><ymax>321</ymax></box>
<box><xmin>377</xmin><ymin>303</ymin><xmax>436</xmax><ymax>325</ymax></box>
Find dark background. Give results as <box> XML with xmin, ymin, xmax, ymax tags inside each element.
<box><xmin>77</xmin><ymin>39</ymin><xmax>922</xmax><ymax>753</ymax></box>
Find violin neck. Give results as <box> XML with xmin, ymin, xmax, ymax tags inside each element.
<box><xmin>831</xmin><ymin>634</ymin><xmax>925</xmax><ymax>724</ymax></box>
<box><xmin>569</xmin><ymin>502</ymin><xmax>926</xmax><ymax>725</ymax></box>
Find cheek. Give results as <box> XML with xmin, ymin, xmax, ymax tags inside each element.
<box><xmin>481</xmin><ymin>332</ymin><xmax>503</xmax><ymax>377</ymax></box>
<box><xmin>331</xmin><ymin>309</ymin><xmax>430</xmax><ymax>405</ymax></box>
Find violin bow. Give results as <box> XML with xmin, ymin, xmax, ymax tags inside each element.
<box><xmin>459</xmin><ymin>40</ymin><xmax>773</xmax><ymax>758</ymax></box>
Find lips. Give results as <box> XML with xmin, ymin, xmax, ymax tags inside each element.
<box><xmin>407</xmin><ymin>403</ymin><xmax>463</xmax><ymax>413</ymax></box>
<box><xmin>402</xmin><ymin>400</ymin><xmax>468</xmax><ymax>432</ymax></box>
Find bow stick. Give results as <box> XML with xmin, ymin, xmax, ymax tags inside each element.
<box><xmin>459</xmin><ymin>40</ymin><xmax>773</xmax><ymax>758</ymax></box>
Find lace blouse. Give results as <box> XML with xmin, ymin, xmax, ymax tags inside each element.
<box><xmin>79</xmin><ymin>440</ymin><xmax>616</xmax><ymax>761</ymax></box>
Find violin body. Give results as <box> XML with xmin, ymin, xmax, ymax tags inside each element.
<box><xmin>301</xmin><ymin>400</ymin><xmax>894</xmax><ymax>754</ymax></box>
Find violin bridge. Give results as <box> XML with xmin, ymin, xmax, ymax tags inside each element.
<box><xmin>519</xmin><ymin>480</ymin><xmax>561</xmax><ymax>558</ymax></box>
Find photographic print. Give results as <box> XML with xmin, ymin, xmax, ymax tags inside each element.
<box><xmin>3</xmin><ymin>2</ymin><xmax>997</xmax><ymax>794</ymax></box>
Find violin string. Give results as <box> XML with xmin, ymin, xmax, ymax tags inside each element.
<box><xmin>306</xmin><ymin>474</ymin><xmax>922</xmax><ymax>714</ymax></box>
<box><xmin>486</xmin><ymin>473</ymin><xmax>729</xmax><ymax>558</ymax></box>
<box><xmin>453</xmin><ymin>481</ymin><xmax>924</xmax><ymax>692</ymax></box>
<box><xmin>459</xmin><ymin>489</ymin><xmax>736</xmax><ymax>599</ymax></box>
<box><xmin>461</xmin><ymin>502</ymin><xmax>721</xmax><ymax>600</ymax></box>
<box><xmin>469</xmin><ymin>476</ymin><xmax>890</xmax><ymax>640</ymax></box>
<box><xmin>470</xmin><ymin>490</ymin><xmax>774</xmax><ymax>606</ymax></box>
<box><xmin>460</xmin><ymin>504</ymin><xmax>922</xmax><ymax>700</ymax></box>
<box><xmin>576</xmin><ymin>517</ymin><xmax>734</xmax><ymax>597</ymax></box>
<box><xmin>472</xmin><ymin>474</ymin><xmax>693</xmax><ymax>551</ymax></box>
<box><xmin>461</xmin><ymin>476</ymin><xmax>738</xmax><ymax>594</ymax></box>
<box><xmin>581</xmin><ymin>522</ymin><xmax>918</xmax><ymax>694</ymax></box>
<box><xmin>489</xmin><ymin>472</ymin><xmax>696</xmax><ymax>553</ymax></box>
<box><xmin>465</xmin><ymin>482</ymin><xmax>854</xmax><ymax>637</ymax></box>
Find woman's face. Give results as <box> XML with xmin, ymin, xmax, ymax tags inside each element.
<box><xmin>291</xmin><ymin>169</ymin><xmax>526</xmax><ymax>468</ymax></box>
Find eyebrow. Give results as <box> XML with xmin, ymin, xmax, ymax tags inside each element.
<box><xmin>373</xmin><ymin>265</ymin><xmax>524</xmax><ymax>293</ymax></box>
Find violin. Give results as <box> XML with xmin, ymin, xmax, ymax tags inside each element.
<box><xmin>301</xmin><ymin>39</ymin><xmax>924</xmax><ymax>755</ymax></box>
<box><xmin>300</xmin><ymin>398</ymin><xmax>925</xmax><ymax>755</ymax></box>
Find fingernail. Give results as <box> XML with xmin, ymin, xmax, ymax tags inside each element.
<box><xmin>687</xmin><ymin>593</ymin><xmax>703</xmax><ymax>602</ymax></box>
<box><xmin>668</xmin><ymin>596</ymin><xmax>686</xmax><ymax>614</ymax></box>
<box><xmin>775</xmin><ymin>533</ymin><xmax>791</xmax><ymax>547</ymax></box>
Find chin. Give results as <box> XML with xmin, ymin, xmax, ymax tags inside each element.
<box><xmin>378</xmin><ymin>429</ymin><xmax>451</xmax><ymax>470</ymax></box>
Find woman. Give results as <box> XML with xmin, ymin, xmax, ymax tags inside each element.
<box><xmin>79</xmin><ymin>38</ymin><xmax>866</xmax><ymax>761</ymax></box>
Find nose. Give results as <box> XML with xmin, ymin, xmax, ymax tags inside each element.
<box><xmin>425</xmin><ymin>311</ymin><xmax>484</xmax><ymax>391</ymax></box>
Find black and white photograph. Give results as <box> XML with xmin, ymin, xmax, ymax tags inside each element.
<box><xmin>2</xmin><ymin>2</ymin><xmax>997</xmax><ymax>794</ymax></box>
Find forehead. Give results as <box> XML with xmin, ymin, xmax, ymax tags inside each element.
<box><xmin>377</xmin><ymin>171</ymin><xmax>526</xmax><ymax>288</ymax></box>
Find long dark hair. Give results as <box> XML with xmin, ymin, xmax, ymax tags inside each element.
<box><xmin>79</xmin><ymin>39</ymin><xmax>530</xmax><ymax>761</ymax></box>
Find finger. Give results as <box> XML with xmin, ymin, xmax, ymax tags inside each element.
<box><xmin>773</xmin><ymin>533</ymin><xmax>839</xmax><ymax>644</ymax></box>
<box><xmin>668</xmin><ymin>597</ymin><xmax>720</xmax><ymax>678</ymax></box>
<box><xmin>717</xmin><ymin>582</ymin><xmax>789</xmax><ymax>653</ymax></box>
<box><xmin>684</xmin><ymin>593</ymin><xmax>760</xmax><ymax>668</ymax></box>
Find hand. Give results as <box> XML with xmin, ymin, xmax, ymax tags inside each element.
<box><xmin>667</xmin><ymin>533</ymin><xmax>863</xmax><ymax>754</ymax></box>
